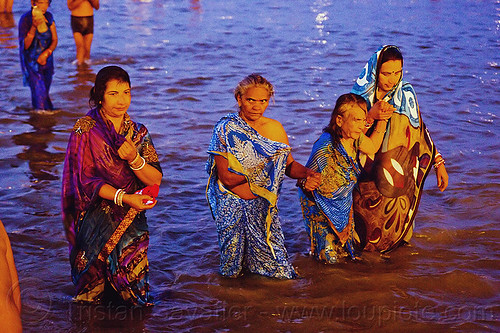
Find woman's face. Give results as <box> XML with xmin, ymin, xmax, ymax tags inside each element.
<box><xmin>100</xmin><ymin>79</ymin><xmax>131</xmax><ymax>120</ymax></box>
<box><xmin>237</xmin><ymin>86</ymin><xmax>270</xmax><ymax>123</ymax></box>
<box><xmin>377</xmin><ymin>59</ymin><xmax>403</xmax><ymax>94</ymax></box>
<box><xmin>337</xmin><ymin>103</ymin><xmax>367</xmax><ymax>141</ymax></box>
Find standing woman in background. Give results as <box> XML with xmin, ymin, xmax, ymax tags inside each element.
<box><xmin>351</xmin><ymin>45</ymin><xmax>449</xmax><ymax>253</ymax></box>
<box><xmin>18</xmin><ymin>0</ymin><xmax>58</xmax><ymax>111</ymax></box>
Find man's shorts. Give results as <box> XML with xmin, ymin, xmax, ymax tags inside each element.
<box><xmin>71</xmin><ymin>15</ymin><xmax>94</xmax><ymax>36</ymax></box>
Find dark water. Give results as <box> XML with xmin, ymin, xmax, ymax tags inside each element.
<box><xmin>0</xmin><ymin>0</ymin><xmax>499</xmax><ymax>332</ymax></box>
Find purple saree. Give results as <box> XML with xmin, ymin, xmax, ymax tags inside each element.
<box><xmin>62</xmin><ymin>108</ymin><xmax>162</xmax><ymax>306</ymax></box>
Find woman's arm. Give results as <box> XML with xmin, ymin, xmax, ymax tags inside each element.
<box><xmin>98</xmin><ymin>184</ymin><xmax>157</xmax><ymax>211</ymax></box>
<box><xmin>213</xmin><ymin>155</ymin><xmax>247</xmax><ymax>187</ymax></box>
<box><xmin>434</xmin><ymin>151</ymin><xmax>449</xmax><ymax>192</ymax></box>
<box><xmin>118</xmin><ymin>134</ymin><xmax>162</xmax><ymax>186</ymax></box>
<box><xmin>359</xmin><ymin>119</ymin><xmax>388</xmax><ymax>155</ymax></box>
<box><xmin>36</xmin><ymin>22</ymin><xmax>58</xmax><ymax>66</ymax></box>
<box><xmin>23</xmin><ymin>24</ymin><xmax>37</xmax><ymax>49</ymax></box>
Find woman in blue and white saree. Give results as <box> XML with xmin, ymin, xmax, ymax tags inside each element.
<box><xmin>206</xmin><ymin>74</ymin><xmax>321</xmax><ymax>279</ymax></box>
<box><xmin>351</xmin><ymin>45</ymin><xmax>449</xmax><ymax>253</ymax></box>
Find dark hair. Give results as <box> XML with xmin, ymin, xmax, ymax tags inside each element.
<box><xmin>31</xmin><ymin>0</ymin><xmax>52</xmax><ymax>6</ymax></box>
<box><xmin>324</xmin><ymin>93</ymin><xmax>367</xmax><ymax>146</ymax></box>
<box><xmin>89</xmin><ymin>66</ymin><xmax>131</xmax><ymax>109</ymax></box>
<box><xmin>234</xmin><ymin>73</ymin><xmax>274</xmax><ymax>101</ymax></box>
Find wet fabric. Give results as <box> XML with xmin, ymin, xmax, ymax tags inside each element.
<box><xmin>18</xmin><ymin>10</ymin><xmax>54</xmax><ymax>110</ymax></box>
<box><xmin>62</xmin><ymin>108</ymin><xmax>162</xmax><ymax>305</ymax></box>
<box><xmin>351</xmin><ymin>45</ymin><xmax>436</xmax><ymax>253</ymax></box>
<box><xmin>299</xmin><ymin>133</ymin><xmax>360</xmax><ymax>263</ymax></box>
<box><xmin>206</xmin><ymin>113</ymin><xmax>297</xmax><ymax>279</ymax></box>
<box><xmin>71</xmin><ymin>15</ymin><xmax>94</xmax><ymax>36</ymax></box>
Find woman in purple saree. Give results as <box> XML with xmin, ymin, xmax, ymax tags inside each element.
<box><xmin>62</xmin><ymin>66</ymin><xmax>162</xmax><ymax>306</ymax></box>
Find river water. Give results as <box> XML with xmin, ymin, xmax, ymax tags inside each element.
<box><xmin>0</xmin><ymin>0</ymin><xmax>498</xmax><ymax>332</ymax></box>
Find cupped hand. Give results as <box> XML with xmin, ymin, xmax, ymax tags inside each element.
<box><xmin>123</xmin><ymin>193</ymin><xmax>157</xmax><ymax>211</ymax></box>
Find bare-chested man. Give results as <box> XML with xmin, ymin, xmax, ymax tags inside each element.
<box><xmin>67</xmin><ymin>0</ymin><xmax>99</xmax><ymax>66</ymax></box>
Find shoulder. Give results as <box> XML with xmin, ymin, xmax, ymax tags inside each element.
<box><xmin>259</xmin><ymin>117</ymin><xmax>287</xmax><ymax>143</ymax></box>
<box><xmin>73</xmin><ymin>116</ymin><xmax>96</xmax><ymax>135</ymax></box>
<box><xmin>259</xmin><ymin>117</ymin><xmax>285</xmax><ymax>134</ymax></box>
<box><xmin>45</xmin><ymin>11</ymin><xmax>55</xmax><ymax>23</ymax></box>
<box><xmin>213</xmin><ymin>113</ymin><xmax>238</xmax><ymax>132</ymax></box>
<box><xmin>19</xmin><ymin>11</ymin><xmax>31</xmax><ymax>24</ymax></box>
<box><xmin>313</xmin><ymin>132</ymin><xmax>332</xmax><ymax>149</ymax></box>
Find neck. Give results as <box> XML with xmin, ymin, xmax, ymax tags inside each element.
<box><xmin>376</xmin><ymin>87</ymin><xmax>388</xmax><ymax>101</ymax></box>
<box><xmin>101</xmin><ymin>111</ymin><xmax>124</xmax><ymax>133</ymax></box>
<box><xmin>340</xmin><ymin>137</ymin><xmax>356</xmax><ymax>157</ymax></box>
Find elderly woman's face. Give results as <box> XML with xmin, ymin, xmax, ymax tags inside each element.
<box><xmin>237</xmin><ymin>86</ymin><xmax>270</xmax><ymax>123</ymax></box>
<box><xmin>378</xmin><ymin>60</ymin><xmax>402</xmax><ymax>93</ymax></box>
<box><xmin>100</xmin><ymin>79</ymin><xmax>131</xmax><ymax>120</ymax></box>
<box><xmin>337</xmin><ymin>104</ymin><xmax>367</xmax><ymax>141</ymax></box>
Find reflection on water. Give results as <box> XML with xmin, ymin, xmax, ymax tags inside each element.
<box><xmin>0</xmin><ymin>0</ymin><xmax>498</xmax><ymax>332</ymax></box>
<box><xmin>12</xmin><ymin>112</ymin><xmax>65</xmax><ymax>182</ymax></box>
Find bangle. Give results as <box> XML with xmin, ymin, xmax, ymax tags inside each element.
<box><xmin>117</xmin><ymin>190</ymin><xmax>125</xmax><ymax>207</ymax></box>
<box><xmin>114</xmin><ymin>189</ymin><xmax>124</xmax><ymax>206</ymax></box>
<box><xmin>130</xmin><ymin>156</ymin><xmax>146</xmax><ymax>171</ymax></box>
<box><xmin>434</xmin><ymin>159</ymin><xmax>445</xmax><ymax>169</ymax></box>
<box><xmin>365</xmin><ymin>121</ymin><xmax>374</xmax><ymax>128</ymax></box>
<box><xmin>374</xmin><ymin>119</ymin><xmax>388</xmax><ymax>133</ymax></box>
<box><xmin>129</xmin><ymin>153</ymin><xmax>141</xmax><ymax>166</ymax></box>
<box><xmin>299</xmin><ymin>178</ymin><xmax>307</xmax><ymax>189</ymax></box>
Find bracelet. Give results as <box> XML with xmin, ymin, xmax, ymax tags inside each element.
<box><xmin>365</xmin><ymin>121</ymin><xmax>374</xmax><ymax>128</ymax></box>
<box><xmin>434</xmin><ymin>159</ymin><xmax>445</xmax><ymax>169</ymax></box>
<box><xmin>114</xmin><ymin>189</ymin><xmax>125</xmax><ymax>206</ymax></box>
<box><xmin>299</xmin><ymin>178</ymin><xmax>307</xmax><ymax>189</ymax></box>
<box><xmin>374</xmin><ymin>120</ymin><xmax>387</xmax><ymax>134</ymax></box>
<box><xmin>130</xmin><ymin>156</ymin><xmax>146</xmax><ymax>171</ymax></box>
<box><xmin>117</xmin><ymin>190</ymin><xmax>125</xmax><ymax>207</ymax></box>
<box><xmin>129</xmin><ymin>153</ymin><xmax>141</xmax><ymax>166</ymax></box>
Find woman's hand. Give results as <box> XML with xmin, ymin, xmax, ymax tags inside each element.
<box><xmin>36</xmin><ymin>49</ymin><xmax>50</xmax><ymax>65</ymax></box>
<box><xmin>123</xmin><ymin>193</ymin><xmax>157</xmax><ymax>211</ymax></box>
<box><xmin>118</xmin><ymin>133</ymin><xmax>139</xmax><ymax>163</ymax></box>
<box><xmin>32</xmin><ymin>15</ymin><xmax>46</xmax><ymax>28</ymax></box>
<box><xmin>436</xmin><ymin>164</ymin><xmax>448</xmax><ymax>192</ymax></box>
<box><xmin>368</xmin><ymin>100</ymin><xmax>395</xmax><ymax>122</ymax></box>
<box><xmin>303</xmin><ymin>170</ymin><xmax>321</xmax><ymax>191</ymax></box>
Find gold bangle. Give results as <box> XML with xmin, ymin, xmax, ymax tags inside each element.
<box><xmin>130</xmin><ymin>156</ymin><xmax>146</xmax><ymax>171</ymax></box>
